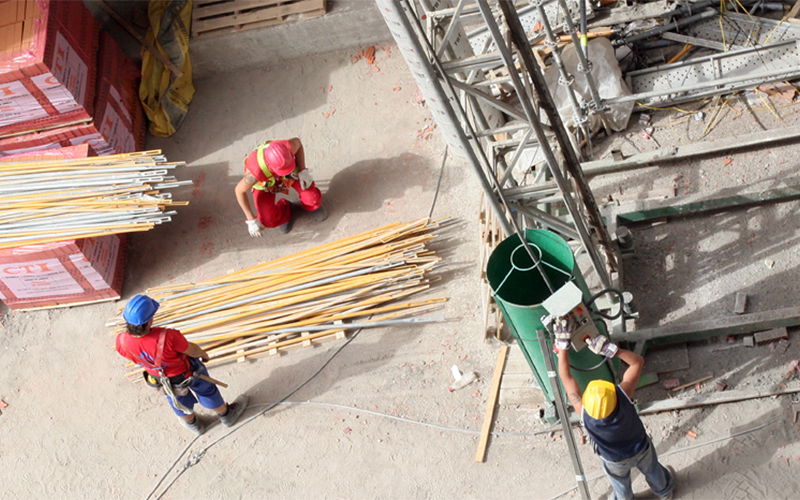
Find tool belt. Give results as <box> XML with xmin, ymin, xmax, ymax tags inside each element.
<box><xmin>168</xmin><ymin>370</ymin><xmax>197</xmax><ymax>397</ymax></box>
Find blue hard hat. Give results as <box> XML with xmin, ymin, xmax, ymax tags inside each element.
<box><xmin>123</xmin><ymin>295</ymin><xmax>160</xmax><ymax>325</ymax></box>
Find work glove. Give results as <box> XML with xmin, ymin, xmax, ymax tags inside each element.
<box><xmin>541</xmin><ymin>315</ymin><xmax>572</xmax><ymax>351</ymax></box>
<box><xmin>587</xmin><ymin>335</ymin><xmax>619</xmax><ymax>358</ymax></box>
<box><xmin>298</xmin><ymin>170</ymin><xmax>314</xmax><ymax>190</ymax></box>
<box><xmin>553</xmin><ymin>316</ymin><xmax>574</xmax><ymax>351</ymax></box>
<box><xmin>246</xmin><ymin>218</ymin><xmax>265</xmax><ymax>237</ymax></box>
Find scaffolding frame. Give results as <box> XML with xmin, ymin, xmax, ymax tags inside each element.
<box><xmin>377</xmin><ymin>0</ymin><xmax>618</xmax><ymax>290</ymax></box>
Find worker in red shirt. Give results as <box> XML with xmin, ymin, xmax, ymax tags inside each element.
<box><xmin>234</xmin><ymin>137</ymin><xmax>327</xmax><ymax>236</ymax></box>
<box><xmin>115</xmin><ymin>295</ymin><xmax>248</xmax><ymax>435</ymax></box>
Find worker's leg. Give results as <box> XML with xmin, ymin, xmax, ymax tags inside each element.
<box><xmin>635</xmin><ymin>439</ymin><xmax>674</xmax><ymax>499</ymax></box>
<box><xmin>292</xmin><ymin>181</ymin><xmax>322</xmax><ymax>212</ymax></box>
<box><xmin>167</xmin><ymin>391</ymin><xmax>198</xmax><ymax>420</ymax></box>
<box><xmin>187</xmin><ymin>360</ymin><xmax>225</xmax><ymax>412</ymax></box>
<box><xmin>600</xmin><ymin>456</ymin><xmax>636</xmax><ymax>500</ymax></box>
<box><xmin>252</xmin><ymin>188</ymin><xmax>291</xmax><ymax>227</ymax></box>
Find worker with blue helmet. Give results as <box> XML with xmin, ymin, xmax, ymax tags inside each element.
<box><xmin>115</xmin><ymin>294</ymin><xmax>249</xmax><ymax>435</ymax></box>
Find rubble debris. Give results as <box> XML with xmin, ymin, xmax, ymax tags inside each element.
<box><xmin>687</xmin><ymin>430</ymin><xmax>698</xmax><ymax>439</ymax></box>
<box><xmin>786</xmin><ymin>360</ymin><xmax>800</xmax><ymax>379</ymax></box>
<box><xmin>733</xmin><ymin>292</ymin><xmax>748</xmax><ymax>315</ymax></box>
<box><xmin>663</xmin><ymin>379</ymin><xmax>680</xmax><ymax>390</ymax></box>
<box><xmin>754</xmin><ymin>327</ymin><xmax>788</xmax><ymax>346</ymax></box>
<box><xmin>716</xmin><ymin>380</ymin><xmax>727</xmax><ymax>391</ymax></box>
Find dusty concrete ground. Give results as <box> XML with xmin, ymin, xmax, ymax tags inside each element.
<box><xmin>2</xmin><ymin>30</ymin><xmax>800</xmax><ymax>500</ymax></box>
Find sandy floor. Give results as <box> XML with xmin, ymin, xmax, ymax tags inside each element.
<box><xmin>2</xmin><ymin>37</ymin><xmax>800</xmax><ymax>499</ymax></box>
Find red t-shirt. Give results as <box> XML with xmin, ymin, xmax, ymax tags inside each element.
<box><xmin>115</xmin><ymin>327</ymin><xmax>190</xmax><ymax>377</ymax></box>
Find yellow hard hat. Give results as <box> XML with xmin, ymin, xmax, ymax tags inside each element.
<box><xmin>583</xmin><ymin>380</ymin><xmax>617</xmax><ymax>419</ymax></box>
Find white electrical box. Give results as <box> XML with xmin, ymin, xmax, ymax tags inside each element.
<box><xmin>542</xmin><ymin>281</ymin><xmax>599</xmax><ymax>351</ymax></box>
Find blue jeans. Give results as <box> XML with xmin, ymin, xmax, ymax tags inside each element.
<box><xmin>167</xmin><ymin>359</ymin><xmax>224</xmax><ymax>417</ymax></box>
<box><xmin>600</xmin><ymin>438</ymin><xmax>673</xmax><ymax>500</ymax></box>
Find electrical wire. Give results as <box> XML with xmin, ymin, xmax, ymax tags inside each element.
<box><xmin>248</xmin><ymin>400</ymin><xmax>563</xmax><ymax>437</ymax></box>
<box><xmin>585</xmin><ymin>288</ymin><xmax>625</xmax><ymax>320</ymax></box>
<box><xmin>545</xmin><ymin>418</ymin><xmax>779</xmax><ymax>500</ymax></box>
<box><xmin>146</xmin><ymin>327</ymin><xmax>366</xmax><ymax>500</ymax></box>
<box><xmin>428</xmin><ymin>146</ymin><xmax>448</xmax><ymax>219</ymax></box>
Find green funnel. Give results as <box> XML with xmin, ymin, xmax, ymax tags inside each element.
<box><xmin>487</xmin><ymin>229</ymin><xmax>615</xmax><ymax>404</ymax></box>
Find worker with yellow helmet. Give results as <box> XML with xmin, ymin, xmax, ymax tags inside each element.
<box><xmin>554</xmin><ymin>320</ymin><xmax>675</xmax><ymax>500</ymax></box>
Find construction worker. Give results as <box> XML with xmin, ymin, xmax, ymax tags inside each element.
<box><xmin>554</xmin><ymin>323</ymin><xmax>675</xmax><ymax>500</ymax></box>
<box><xmin>115</xmin><ymin>295</ymin><xmax>249</xmax><ymax>435</ymax></box>
<box><xmin>234</xmin><ymin>137</ymin><xmax>327</xmax><ymax>236</ymax></box>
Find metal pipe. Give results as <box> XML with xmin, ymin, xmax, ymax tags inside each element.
<box><xmin>495</xmin><ymin>0</ymin><xmax>615</xmax><ymax>287</ymax></box>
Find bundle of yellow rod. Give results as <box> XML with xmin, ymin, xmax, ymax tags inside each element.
<box><xmin>0</xmin><ymin>150</ymin><xmax>189</xmax><ymax>249</ymax></box>
<box><xmin>108</xmin><ymin>218</ymin><xmax>449</xmax><ymax>376</ymax></box>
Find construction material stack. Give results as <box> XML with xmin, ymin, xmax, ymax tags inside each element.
<box><xmin>0</xmin><ymin>1</ymin><xmax>158</xmax><ymax>310</ymax></box>
<box><xmin>108</xmin><ymin>218</ymin><xmax>448</xmax><ymax>374</ymax></box>
<box><xmin>0</xmin><ymin>149</ymin><xmax>189</xmax><ymax>310</ymax></box>
<box><xmin>0</xmin><ymin>0</ymin><xmax>146</xmax><ymax>155</ymax></box>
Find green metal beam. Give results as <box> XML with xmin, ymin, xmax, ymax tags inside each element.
<box><xmin>615</xmin><ymin>184</ymin><xmax>800</xmax><ymax>225</ymax></box>
<box><xmin>613</xmin><ymin>306</ymin><xmax>800</xmax><ymax>354</ymax></box>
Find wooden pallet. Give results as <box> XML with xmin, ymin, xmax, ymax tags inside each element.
<box><xmin>192</xmin><ymin>0</ymin><xmax>327</xmax><ymax>39</ymax></box>
<box><xmin>478</xmin><ymin>192</ymin><xmax>506</xmax><ymax>340</ymax></box>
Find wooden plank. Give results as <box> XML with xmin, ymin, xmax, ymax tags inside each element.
<box><xmin>581</xmin><ymin>125</ymin><xmax>800</xmax><ymax>178</ymax></box>
<box><xmin>639</xmin><ymin>384</ymin><xmax>800</xmax><ymax>415</ymax></box>
<box><xmin>613</xmin><ymin>306</ymin><xmax>800</xmax><ymax>348</ymax></box>
<box><xmin>754</xmin><ymin>326</ymin><xmax>789</xmax><ymax>345</ymax></box>
<box><xmin>16</xmin><ymin>295</ymin><xmax>118</xmax><ymax>312</ymax></box>
<box><xmin>671</xmin><ymin>375</ymin><xmax>713</xmax><ymax>392</ymax></box>
<box><xmin>788</xmin><ymin>0</ymin><xmax>800</xmax><ymax>19</ymax></box>
<box><xmin>476</xmin><ymin>345</ymin><xmax>508</xmax><ymax>463</ymax></box>
<box><xmin>194</xmin><ymin>0</ymin><xmax>285</xmax><ymax>19</ymax></box>
<box><xmin>194</xmin><ymin>7</ymin><xmax>325</xmax><ymax>38</ymax></box>
<box><xmin>193</xmin><ymin>0</ymin><xmax>324</xmax><ymax>33</ymax></box>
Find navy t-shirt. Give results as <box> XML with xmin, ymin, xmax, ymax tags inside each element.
<box><xmin>582</xmin><ymin>385</ymin><xmax>648</xmax><ymax>462</ymax></box>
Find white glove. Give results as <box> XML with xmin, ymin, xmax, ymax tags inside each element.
<box><xmin>298</xmin><ymin>170</ymin><xmax>314</xmax><ymax>190</ymax></box>
<box><xmin>246</xmin><ymin>218</ymin><xmax>265</xmax><ymax>237</ymax></box>
<box><xmin>587</xmin><ymin>336</ymin><xmax>619</xmax><ymax>358</ymax></box>
<box><xmin>553</xmin><ymin>317</ymin><xmax>574</xmax><ymax>351</ymax></box>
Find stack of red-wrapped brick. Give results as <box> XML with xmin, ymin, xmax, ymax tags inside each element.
<box><xmin>0</xmin><ymin>0</ymin><xmax>147</xmax><ymax>309</ymax></box>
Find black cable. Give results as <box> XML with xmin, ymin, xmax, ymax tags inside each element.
<box><xmin>428</xmin><ymin>146</ymin><xmax>448</xmax><ymax>219</ymax></box>
<box><xmin>585</xmin><ymin>287</ymin><xmax>625</xmax><ymax>320</ymax></box>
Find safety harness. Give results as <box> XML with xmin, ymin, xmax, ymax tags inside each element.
<box><xmin>249</xmin><ymin>141</ymin><xmax>300</xmax><ymax>192</ymax></box>
<box><xmin>119</xmin><ymin>329</ymin><xmax>195</xmax><ymax>414</ymax></box>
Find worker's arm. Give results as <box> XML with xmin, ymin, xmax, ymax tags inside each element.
<box><xmin>289</xmin><ymin>137</ymin><xmax>306</xmax><ymax>171</ymax></box>
<box><xmin>616</xmin><ymin>348</ymin><xmax>644</xmax><ymax>400</ymax></box>
<box><xmin>234</xmin><ymin>172</ymin><xmax>258</xmax><ymax>220</ymax></box>
<box><xmin>557</xmin><ymin>348</ymin><xmax>583</xmax><ymax>415</ymax></box>
<box><xmin>183</xmin><ymin>342</ymin><xmax>210</xmax><ymax>362</ymax></box>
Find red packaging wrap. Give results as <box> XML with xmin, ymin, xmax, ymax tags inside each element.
<box><xmin>93</xmin><ymin>31</ymin><xmax>145</xmax><ymax>154</ymax></box>
<box><xmin>0</xmin><ymin>234</ymin><xmax>127</xmax><ymax>310</ymax></box>
<box><xmin>0</xmin><ymin>122</ymin><xmax>101</xmax><ymax>156</ymax></box>
<box><xmin>0</xmin><ymin>0</ymin><xmax>100</xmax><ymax>137</ymax></box>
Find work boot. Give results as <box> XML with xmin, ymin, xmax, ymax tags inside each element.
<box><xmin>311</xmin><ymin>205</ymin><xmax>328</xmax><ymax>222</ymax></box>
<box><xmin>219</xmin><ymin>394</ymin><xmax>249</xmax><ymax>427</ymax></box>
<box><xmin>180</xmin><ymin>416</ymin><xmax>205</xmax><ymax>435</ymax></box>
<box><xmin>277</xmin><ymin>218</ymin><xmax>293</xmax><ymax>234</ymax></box>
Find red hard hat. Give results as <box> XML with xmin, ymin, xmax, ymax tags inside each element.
<box><xmin>264</xmin><ymin>140</ymin><xmax>295</xmax><ymax>176</ymax></box>
<box><xmin>244</xmin><ymin>140</ymin><xmax>296</xmax><ymax>181</ymax></box>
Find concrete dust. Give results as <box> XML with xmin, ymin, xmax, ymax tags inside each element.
<box><xmin>1</xmin><ymin>37</ymin><xmax>800</xmax><ymax>500</ymax></box>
